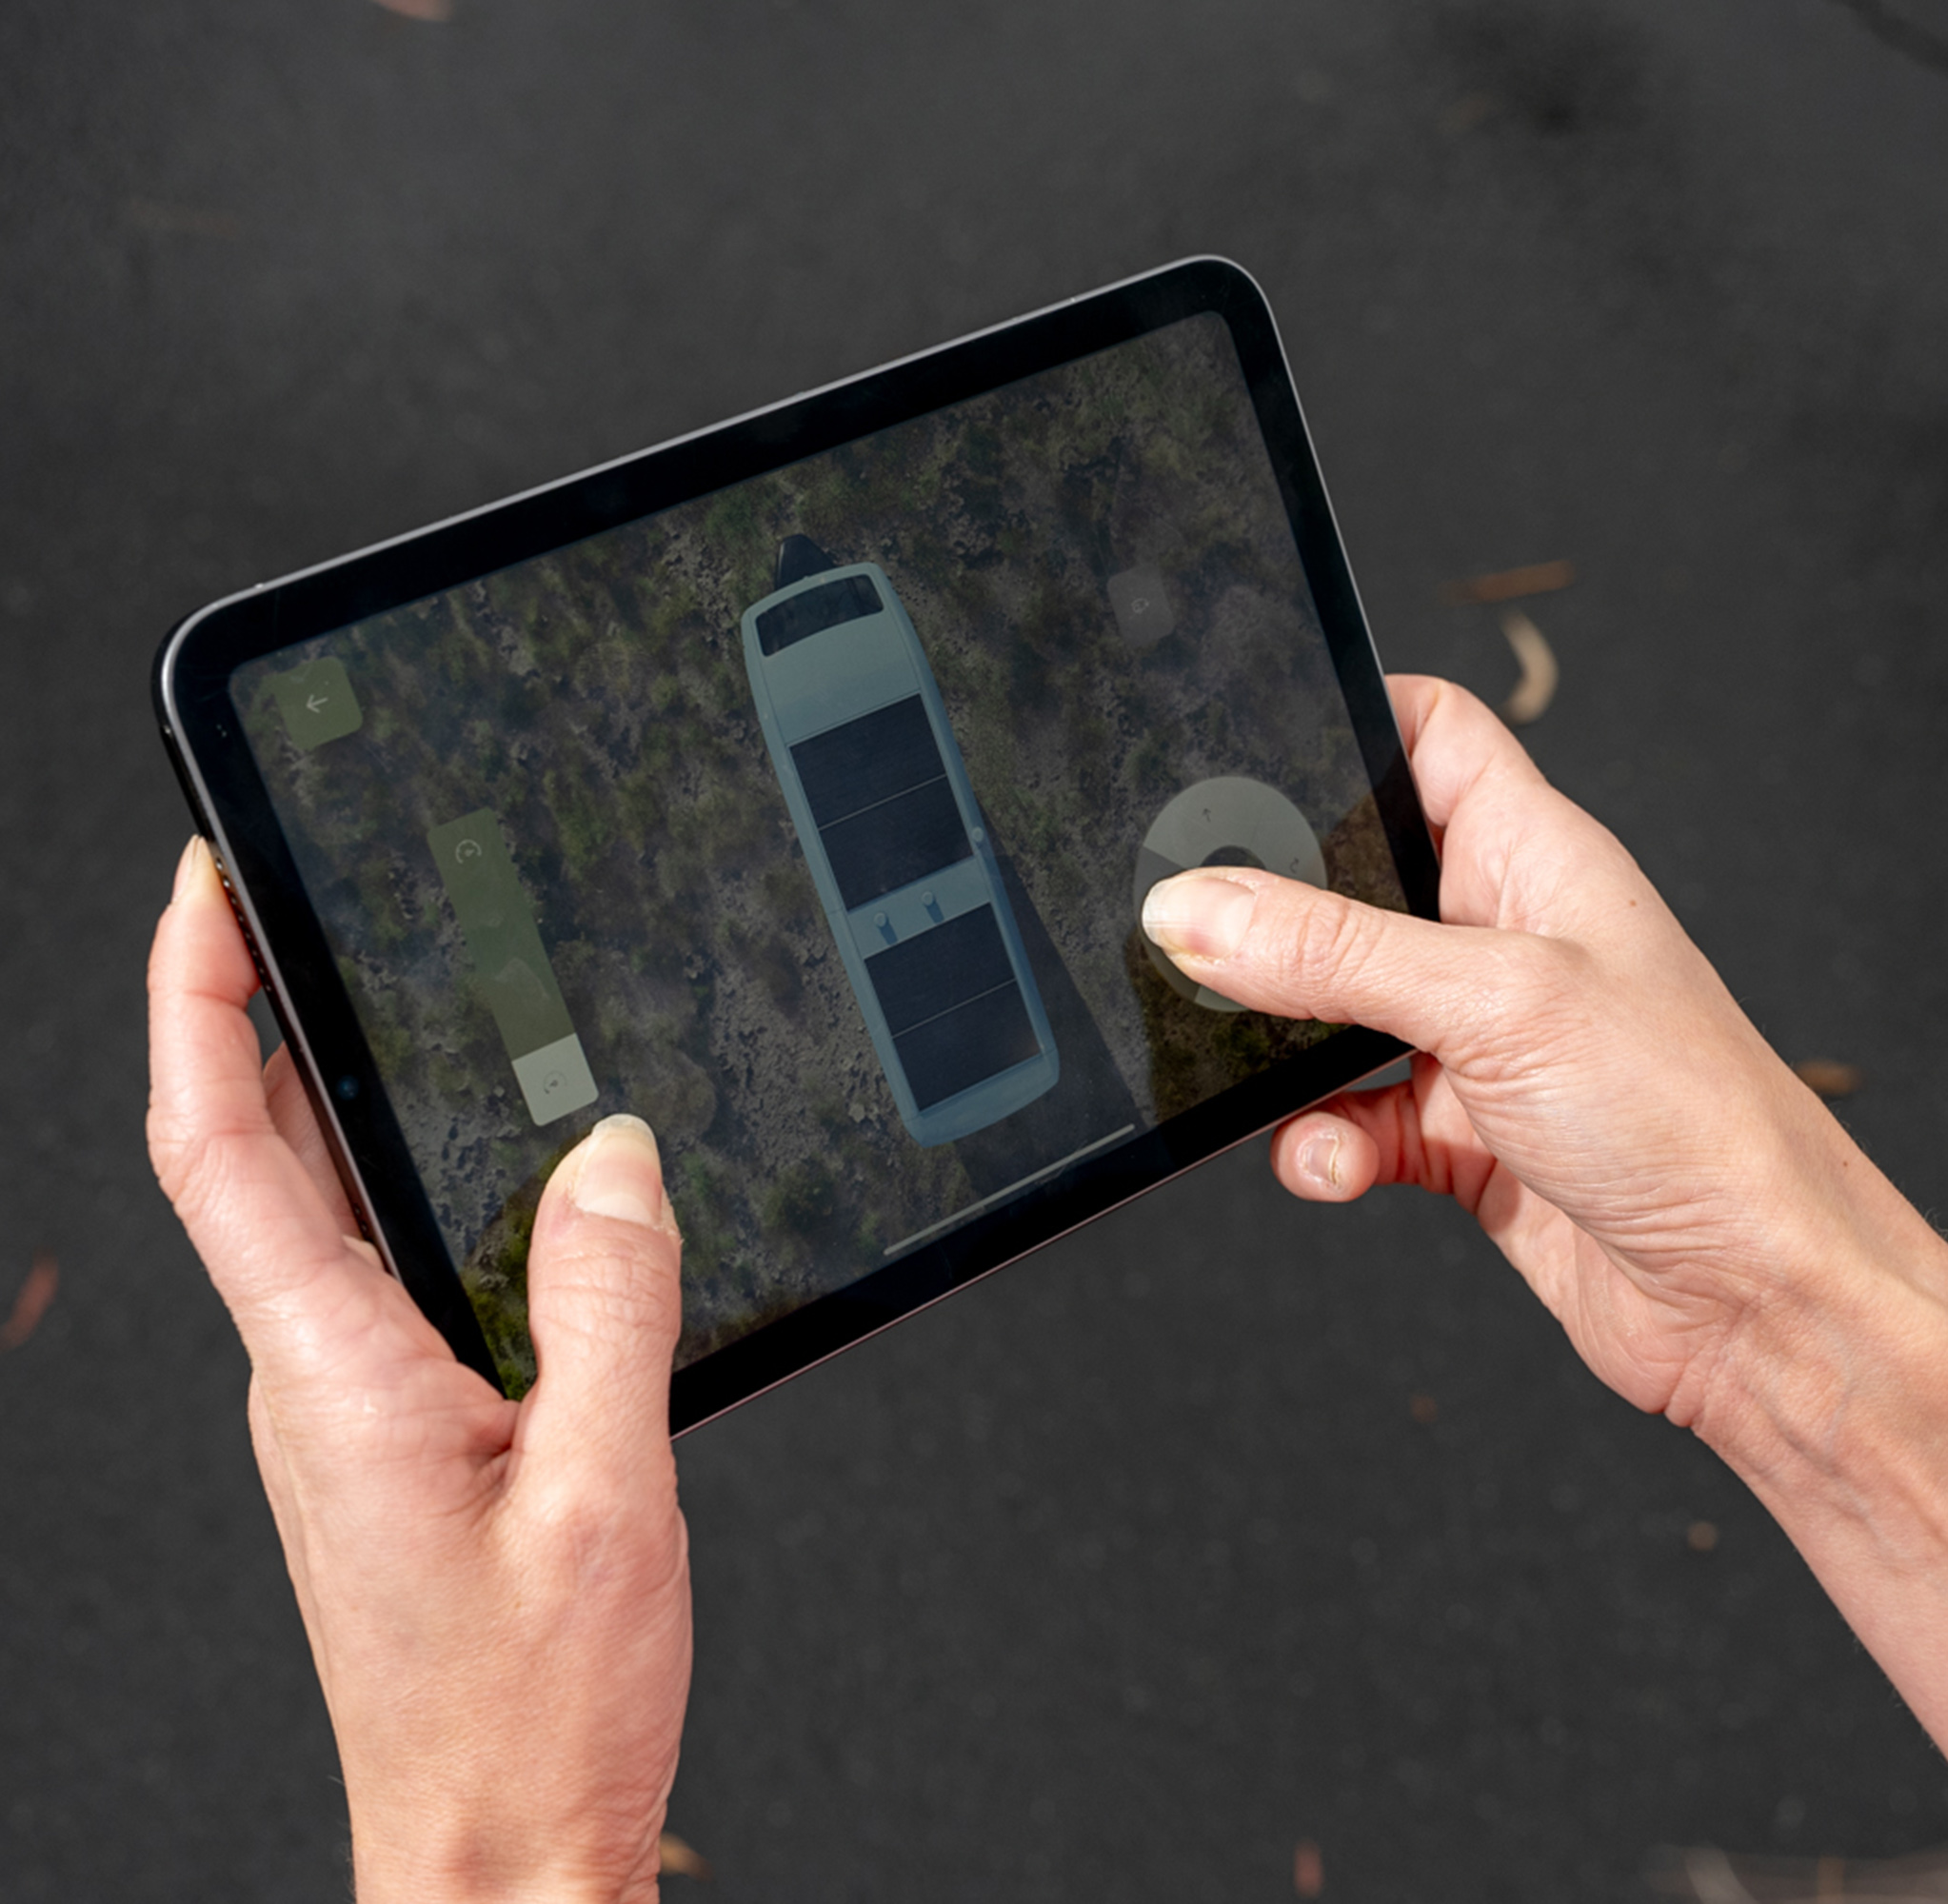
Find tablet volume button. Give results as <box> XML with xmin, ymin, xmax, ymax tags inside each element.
<box><xmin>215</xmin><ymin>871</ymin><xmax>273</xmax><ymax>993</ymax></box>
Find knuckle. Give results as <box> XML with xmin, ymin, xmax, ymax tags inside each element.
<box><xmin>521</xmin><ymin>1464</ymin><xmax>686</xmax><ymax>1600</ymax></box>
<box><xmin>540</xmin><ymin>1244</ymin><xmax>684</xmax><ymax>1356</ymax></box>
<box><xmin>1277</xmin><ymin>888</ymin><xmax>1381</xmax><ymax>995</ymax></box>
<box><xmin>146</xmin><ymin>1099</ymin><xmax>220</xmax><ymax>1216</ymax></box>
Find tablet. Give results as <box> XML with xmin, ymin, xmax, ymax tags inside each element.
<box><xmin>154</xmin><ymin>257</ymin><xmax>1440</xmax><ymax>1432</ymax></box>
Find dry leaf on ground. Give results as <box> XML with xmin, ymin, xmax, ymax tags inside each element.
<box><xmin>1294</xmin><ymin>1838</ymin><xmax>1325</xmax><ymax>1896</ymax></box>
<box><xmin>1441</xmin><ymin>559</ymin><xmax>1575</xmax><ymax>605</ymax></box>
<box><xmin>659</xmin><ymin>1834</ymin><xmax>713</xmax><ymax>1880</ymax></box>
<box><xmin>1499</xmin><ymin>609</ymin><xmax>1559</xmax><ymax>724</ymax></box>
<box><xmin>1</xmin><ymin>1254</ymin><xmax>59</xmax><ymax>1351</ymax></box>
<box><xmin>1793</xmin><ymin>1061</ymin><xmax>1862</xmax><ymax>1101</ymax></box>
<box><xmin>127</xmin><ymin>197</ymin><xmax>240</xmax><ymax>239</ymax></box>
<box><xmin>1644</xmin><ymin>1839</ymin><xmax>1948</xmax><ymax>1899</ymax></box>
<box><xmin>1439</xmin><ymin>92</ymin><xmax>1501</xmax><ymax>136</ymax></box>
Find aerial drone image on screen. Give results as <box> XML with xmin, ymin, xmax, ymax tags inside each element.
<box><xmin>236</xmin><ymin>312</ymin><xmax>1408</xmax><ymax>1394</ymax></box>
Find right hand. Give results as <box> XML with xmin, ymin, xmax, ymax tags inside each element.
<box><xmin>1140</xmin><ymin>675</ymin><xmax>1931</xmax><ymax>1433</ymax></box>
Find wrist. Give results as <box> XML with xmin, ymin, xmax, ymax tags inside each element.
<box><xmin>353</xmin><ymin>1854</ymin><xmax>659</xmax><ymax>1904</ymax></box>
<box><xmin>348</xmin><ymin>1800</ymin><xmax>664</xmax><ymax>1904</ymax></box>
<box><xmin>1689</xmin><ymin>1101</ymin><xmax>1948</xmax><ymax>1476</ymax></box>
<box><xmin>1682</xmin><ymin>1099</ymin><xmax>1948</xmax><ymax>1739</ymax></box>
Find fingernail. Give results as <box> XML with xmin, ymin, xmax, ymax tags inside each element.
<box><xmin>172</xmin><ymin>836</ymin><xmax>206</xmax><ymax>902</ymax></box>
<box><xmin>1300</xmin><ymin>1133</ymin><xmax>1341</xmax><ymax>1189</ymax></box>
<box><xmin>1141</xmin><ymin>873</ymin><xmax>1258</xmax><ymax>961</ymax></box>
<box><xmin>567</xmin><ymin>1115</ymin><xmax>675</xmax><ymax>1234</ymax></box>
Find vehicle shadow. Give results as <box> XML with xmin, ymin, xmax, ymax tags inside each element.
<box><xmin>949</xmin><ymin>848</ymin><xmax>1141</xmax><ymax>1203</ymax></box>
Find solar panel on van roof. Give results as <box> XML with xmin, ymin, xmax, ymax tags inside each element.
<box><xmin>791</xmin><ymin>697</ymin><xmax>972</xmax><ymax>909</ymax></box>
<box><xmin>895</xmin><ymin>986</ymin><xmax>1040</xmax><ymax>1109</ymax></box>
<box><xmin>866</xmin><ymin>905</ymin><xmax>1018</xmax><ymax>1035</ymax></box>
<box><xmin>792</xmin><ymin>697</ymin><xmax>944</xmax><ymax>828</ymax></box>
<box><xmin>821</xmin><ymin>783</ymin><xmax>970</xmax><ymax>909</ymax></box>
<box><xmin>865</xmin><ymin>906</ymin><xmax>1038</xmax><ymax>1111</ymax></box>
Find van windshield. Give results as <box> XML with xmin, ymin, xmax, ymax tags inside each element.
<box><xmin>754</xmin><ymin>573</ymin><xmax>883</xmax><ymax>655</ymax></box>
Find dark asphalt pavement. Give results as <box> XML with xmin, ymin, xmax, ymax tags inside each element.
<box><xmin>4</xmin><ymin>3</ymin><xmax>1947</xmax><ymax>1898</ymax></box>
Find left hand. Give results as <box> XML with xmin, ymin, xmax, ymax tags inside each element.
<box><xmin>148</xmin><ymin>837</ymin><xmax>691</xmax><ymax>1904</ymax></box>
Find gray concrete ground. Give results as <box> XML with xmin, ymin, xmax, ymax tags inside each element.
<box><xmin>3</xmin><ymin>1</ymin><xmax>1946</xmax><ymax>1897</ymax></box>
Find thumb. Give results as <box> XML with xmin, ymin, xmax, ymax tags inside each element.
<box><xmin>516</xmin><ymin>1115</ymin><xmax>686</xmax><ymax>1492</ymax></box>
<box><xmin>1140</xmin><ymin>868</ymin><xmax>1551</xmax><ymax>1070</ymax></box>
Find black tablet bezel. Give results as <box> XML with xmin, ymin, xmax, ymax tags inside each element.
<box><xmin>154</xmin><ymin>256</ymin><xmax>1441</xmax><ymax>1433</ymax></box>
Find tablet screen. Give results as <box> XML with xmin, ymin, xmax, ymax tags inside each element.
<box><xmin>227</xmin><ymin>307</ymin><xmax>1410</xmax><ymax>1397</ymax></box>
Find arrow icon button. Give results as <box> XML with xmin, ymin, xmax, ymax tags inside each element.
<box><xmin>270</xmin><ymin>656</ymin><xmax>363</xmax><ymax>751</ymax></box>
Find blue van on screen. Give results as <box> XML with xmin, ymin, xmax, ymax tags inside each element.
<box><xmin>741</xmin><ymin>540</ymin><xmax>1060</xmax><ymax>1147</ymax></box>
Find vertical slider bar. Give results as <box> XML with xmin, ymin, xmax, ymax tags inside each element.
<box><xmin>427</xmin><ymin>808</ymin><xmax>598</xmax><ymax>1126</ymax></box>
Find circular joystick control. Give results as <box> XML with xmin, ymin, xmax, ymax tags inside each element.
<box><xmin>1132</xmin><ymin>777</ymin><xmax>1325</xmax><ymax>1012</ymax></box>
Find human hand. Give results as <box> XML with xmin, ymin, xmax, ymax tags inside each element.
<box><xmin>1140</xmin><ymin>675</ymin><xmax>1922</xmax><ymax>1432</ymax></box>
<box><xmin>148</xmin><ymin>839</ymin><xmax>691</xmax><ymax>1904</ymax></box>
<box><xmin>1141</xmin><ymin>674</ymin><xmax>1948</xmax><ymax>1748</ymax></box>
